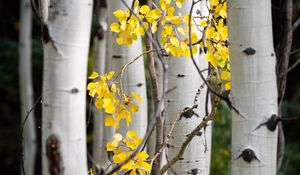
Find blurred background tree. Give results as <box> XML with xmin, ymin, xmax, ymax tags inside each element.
<box><xmin>0</xmin><ymin>0</ymin><xmax>300</xmax><ymax>174</ymax></box>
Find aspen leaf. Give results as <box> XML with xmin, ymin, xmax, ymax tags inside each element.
<box><xmin>225</xmin><ymin>82</ymin><xmax>231</xmax><ymax>91</ymax></box>
<box><xmin>132</xmin><ymin>92</ymin><xmax>142</xmax><ymax>103</ymax></box>
<box><xmin>105</xmin><ymin>116</ymin><xmax>116</xmax><ymax>127</ymax></box>
<box><xmin>127</xmin><ymin>130</ymin><xmax>137</xmax><ymax>139</ymax></box>
<box><xmin>113</xmin><ymin>133</ymin><xmax>123</xmax><ymax>142</ymax></box>
<box><xmin>139</xmin><ymin>5</ymin><xmax>150</xmax><ymax>14</ymax></box>
<box><xmin>221</xmin><ymin>70</ymin><xmax>230</xmax><ymax>81</ymax></box>
<box><xmin>110</xmin><ymin>22</ymin><xmax>121</xmax><ymax>33</ymax></box>
<box><xmin>89</xmin><ymin>72</ymin><xmax>99</xmax><ymax>79</ymax></box>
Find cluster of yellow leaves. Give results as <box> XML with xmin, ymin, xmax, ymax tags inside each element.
<box><xmin>109</xmin><ymin>0</ymin><xmax>230</xmax><ymax>90</ymax></box>
<box><xmin>110</xmin><ymin>0</ymin><xmax>199</xmax><ymax>58</ymax></box>
<box><xmin>107</xmin><ymin>131</ymin><xmax>151</xmax><ymax>175</ymax></box>
<box><xmin>88</xmin><ymin>71</ymin><xmax>149</xmax><ymax>174</ymax></box>
<box><xmin>203</xmin><ymin>0</ymin><xmax>230</xmax><ymax>90</ymax></box>
<box><xmin>87</xmin><ymin>71</ymin><xmax>142</xmax><ymax>129</ymax></box>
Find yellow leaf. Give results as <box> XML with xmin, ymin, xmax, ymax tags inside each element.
<box><xmin>177</xmin><ymin>27</ymin><xmax>185</xmax><ymax>35</ymax></box>
<box><xmin>107</xmin><ymin>71</ymin><xmax>115</xmax><ymax>80</ymax></box>
<box><xmin>164</xmin><ymin>25</ymin><xmax>173</xmax><ymax>35</ymax></box>
<box><xmin>225</xmin><ymin>82</ymin><xmax>231</xmax><ymax>91</ymax></box>
<box><xmin>88</xmin><ymin>72</ymin><xmax>99</xmax><ymax>79</ymax></box>
<box><xmin>137</xmin><ymin>151</ymin><xmax>149</xmax><ymax>160</ymax></box>
<box><xmin>113</xmin><ymin>10</ymin><xmax>127</xmax><ymax>20</ymax></box>
<box><xmin>151</xmin><ymin>21</ymin><xmax>158</xmax><ymax>33</ymax></box>
<box><xmin>200</xmin><ymin>19</ymin><xmax>207</xmax><ymax>27</ymax></box>
<box><xmin>221</xmin><ymin>70</ymin><xmax>230</xmax><ymax>81</ymax></box>
<box><xmin>205</xmin><ymin>53</ymin><xmax>218</xmax><ymax>67</ymax></box>
<box><xmin>105</xmin><ymin>116</ymin><xmax>116</xmax><ymax>126</ymax></box>
<box><xmin>113</xmin><ymin>133</ymin><xmax>123</xmax><ymax>142</ymax></box>
<box><xmin>140</xmin><ymin>5</ymin><xmax>150</xmax><ymax>14</ymax></box>
<box><xmin>129</xmin><ymin>170</ymin><xmax>137</xmax><ymax>175</ymax></box>
<box><xmin>130</xmin><ymin>104</ymin><xmax>139</xmax><ymax>113</ymax></box>
<box><xmin>95</xmin><ymin>99</ymin><xmax>103</xmax><ymax>109</ymax></box>
<box><xmin>170</xmin><ymin>37</ymin><xmax>179</xmax><ymax>47</ymax></box>
<box><xmin>106</xmin><ymin>141</ymin><xmax>117</xmax><ymax>151</ymax></box>
<box><xmin>127</xmin><ymin>130</ymin><xmax>137</xmax><ymax>139</ymax></box>
<box><xmin>113</xmin><ymin>152</ymin><xmax>127</xmax><ymax>164</ymax></box>
<box><xmin>87</xmin><ymin>82</ymin><xmax>96</xmax><ymax>91</ymax></box>
<box><xmin>110</xmin><ymin>22</ymin><xmax>121</xmax><ymax>33</ymax></box>
<box><xmin>205</xmin><ymin>27</ymin><xmax>215</xmax><ymax>39</ymax></box>
<box><xmin>148</xmin><ymin>9</ymin><xmax>162</xmax><ymax>19</ymax></box>
<box><xmin>116</xmin><ymin>36</ymin><xmax>123</xmax><ymax>45</ymax></box>
<box><xmin>132</xmin><ymin>92</ymin><xmax>142</xmax><ymax>103</ymax></box>
<box><xmin>210</xmin><ymin>0</ymin><xmax>219</xmax><ymax>6</ymax></box>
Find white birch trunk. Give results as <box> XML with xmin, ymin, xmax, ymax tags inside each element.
<box><xmin>41</xmin><ymin>0</ymin><xmax>93</xmax><ymax>174</ymax></box>
<box><xmin>165</xmin><ymin>1</ymin><xmax>211</xmax><ymax>174</ymax></box>
<box><xmin>92</xmin><ymin>5</ymin><xmax>110</xmax><ymax>170</ymax></box>
<box><xmin>19</xmin><ymin>0</ymin><xmax>36</xmax><ymax>174</ymax></box>
<box><xmin>106</xmin><ymin>0</ymin><xmax>148</xmax><ymax>137</ymax></box>
<box><xmin>228</xmin><ymin>0</ymin><xmax>278</xmax><ymax>174</ymax></box>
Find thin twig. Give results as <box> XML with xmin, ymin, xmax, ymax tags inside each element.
<box><xmin>21</xmin><ymin>95</ymin><xmax>42</xmax><ymax>175</ymax></box>
<box><xmin>159</xmin><ymin>97</ymin><xmax>220</xmax><ymax>175</ymax></box>
<box><xmin>288</xmin><ymin>58</ymin><xmax>300</xmax><ymax>73</ymax></box>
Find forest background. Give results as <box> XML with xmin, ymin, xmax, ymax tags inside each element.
<box><xmin>0</xmin><ymin>0</ymin><xmax>300</xmax><ymax>174</ymax></box>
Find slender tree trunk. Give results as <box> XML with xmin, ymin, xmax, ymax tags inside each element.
<box><xmin>165</xmin><ymin>1</ymin><xmax>211</xmax><ymax>174</ymax></box>
<box><xmin>41</xmin><ymin>0</ymin><xmax>93</xmax><ymax>174</ymax></box>
<box><xmin>92</xmin><ymin>0</ymin><xmax>110</xmax><ymax>170</ymax></box>
<box><xmin>228</xmin><ymin>0</ymin><xmax>278</xmax><ymax>174</ymax></box>
<box><xmin>19</xmin><ymin>0</ymin><xmax>36</xmax><ymax>174</ymax></box>
<box><xmin>106</xmin><ymin>0</ymin><xmax>148</xmax><ymax>137</ymax></box>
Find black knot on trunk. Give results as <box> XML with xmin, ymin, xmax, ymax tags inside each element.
<box><xmin>243</xmin><ymin>47</ymin><xmax>256</xmax><ymax>55</ymax></box>
<box><xmin>266</xmin><ymin>114</ymin><xmax>279</xmax><ymax>131</ymax></box>
<box><xmin>237</xmin><ymin>148</ymin><xmax>259</xmax><ymax>163</ymax></box>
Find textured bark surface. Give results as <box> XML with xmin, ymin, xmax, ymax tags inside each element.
<box><xmin>41</xmin><ymin>0</ymin><xmax>93</xmax><ymax>174</ymax></box>
<box><xmin>106</xmin><ymin>0</ymin><xmax>148</xmax><ymax>137</ymax></box>
<box><xmin>19</xmin><ymin>0</ymin><xmax>36</xmax><ymax>174</ymax></box>
<box><xmin>228</xmin><ymin>0</ymin><xmax>278</xmax><ymax>174</ymax></box>
<box><xmin>164</xmin><ymin>1</ymin><xmax>211</xmax><ymax>174</ymax></box>
<box><xmin>275</xmin><ymin>0</ymin><xmax>293</xmax><ymax>170</ymax></box>
<box><xmin>92</xmin><ymin>5</ymin><xmax>110</xmax><ymax>170</ymax></box>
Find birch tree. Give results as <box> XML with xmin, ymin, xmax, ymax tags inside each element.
<box><xmin>106</xmin><ymin>0</ymin><xmax>148</xmax><ymax>137</ymax></box>
<box><xmin>40</xmin><ymin>0</ymin><xmax>93</xmax><ymax>174</ymax></box>
<box><xmin>165</xmin><ymin>1</ymin><xmax>211</xmax><ymax>174</ymax></box>
<box><xmin>92</xmin><ymin>0</ymin><xmax>110</xmax><ymax>170</ymax></box>
<box><xmin>228</xmin><ymin>0</ymin><xmax>278</xmax><ymax>174</ymax></box>
<box><xmin>19</xmin><ymin>0</ymin><xmax>36</xmax><ymax>174</ymax></box>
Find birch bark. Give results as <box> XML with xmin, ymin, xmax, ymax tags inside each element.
<box><xmin>228</xmin><ymin>0</ymin><xmax>278</xmax><ymax>174</ymax></box>
<box><xmin>92</xmin><ymin>2</ymin><xmax>110</xmax><ymax>170</ymax></box>
<box><xmin>19</xmin><ymin>0</ymin><xmax>36</xmax><ymax>174</ymax></box>
<box><xmin>106</xmin><ymin>0</ymin><xmax>148</xmax><ymax>137</ymax></box>
<box><xmin>41</xmin><ymin>0</ymin><xmax>93</xmax><ymax>174</ymax></box>
<box><xmin>165</xmin><ymin>1</ymin><xmax>211</xmax><ymax>174</ymax></box>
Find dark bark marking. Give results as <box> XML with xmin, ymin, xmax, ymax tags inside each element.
<box><xmin>243</xmin><ymin>48</ymin><xmax>256</xmax><ymax>55</ymax></box>
<box><xmin>112</xmin><ymin>55</ymin><xmax>122</xmax><ymax>59</ymax></box>
<box><xmin>136</xmin><ymin>83</ymin><xmax>143</xmax><ymax>87</ymax></box>
<box><xmin>254</xmin><ymin>114</ymin><xmax>279</xmax><ymax>132</ymax></box>
<box><xmin>97</xmin><ymin>24</ymin><xmax>105</xmax><ymax>40</ymax></box>
<box><xmin>237</xmin><ymin>148</ymin><xmax>259</xmax><ymax>163</ymax></box>
<box><xmin>46</xmin><ymin>134</ymin><xmax>64</xmax><ymax>175</ymax></box>
<box><xmin>42</xmin><ymin>24</ymin><xmax>52</xmax><ymax>43</ymax></box>
<box><xmin>177</xmin><ymin>74</ymin><xmax>185</xmax><ymax>77</ymax></box>
<box><xmin>188</xmin><ymin>168</ymin><xmax>199</xmax><ymax>175</ymax></box>
<box><xmin>48</xmin><ymin>0</ymin><xmax>60</xmax><ymax>22</ymax></box>
<box><xmin>179</xmin><ymin>106</ymin><xmax>199</xmax><ymax>120</ymax></box>
<box><xmin>70</xmin><ymin>88</ymin><xmax>79</xmax><ymax>94</ymax></box>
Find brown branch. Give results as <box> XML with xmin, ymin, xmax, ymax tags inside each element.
<box><xmin>275</xmin><ymin>0</ymin><xmax>293</xmax><ymax>171</ymax></box>
<box><xmin>105</xmin><ymin>1</ymin><xmax>169</xmax><ymax>174</ymax></box>
<box><xmin>159</xmin><ymin>97</ymin><xmax>220</xmax><ymax>175</ymax></box>
<box><xmin>145</xmin><ymin>0</ymin><xmax>164</xmax><ymax>174</ymax></box>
